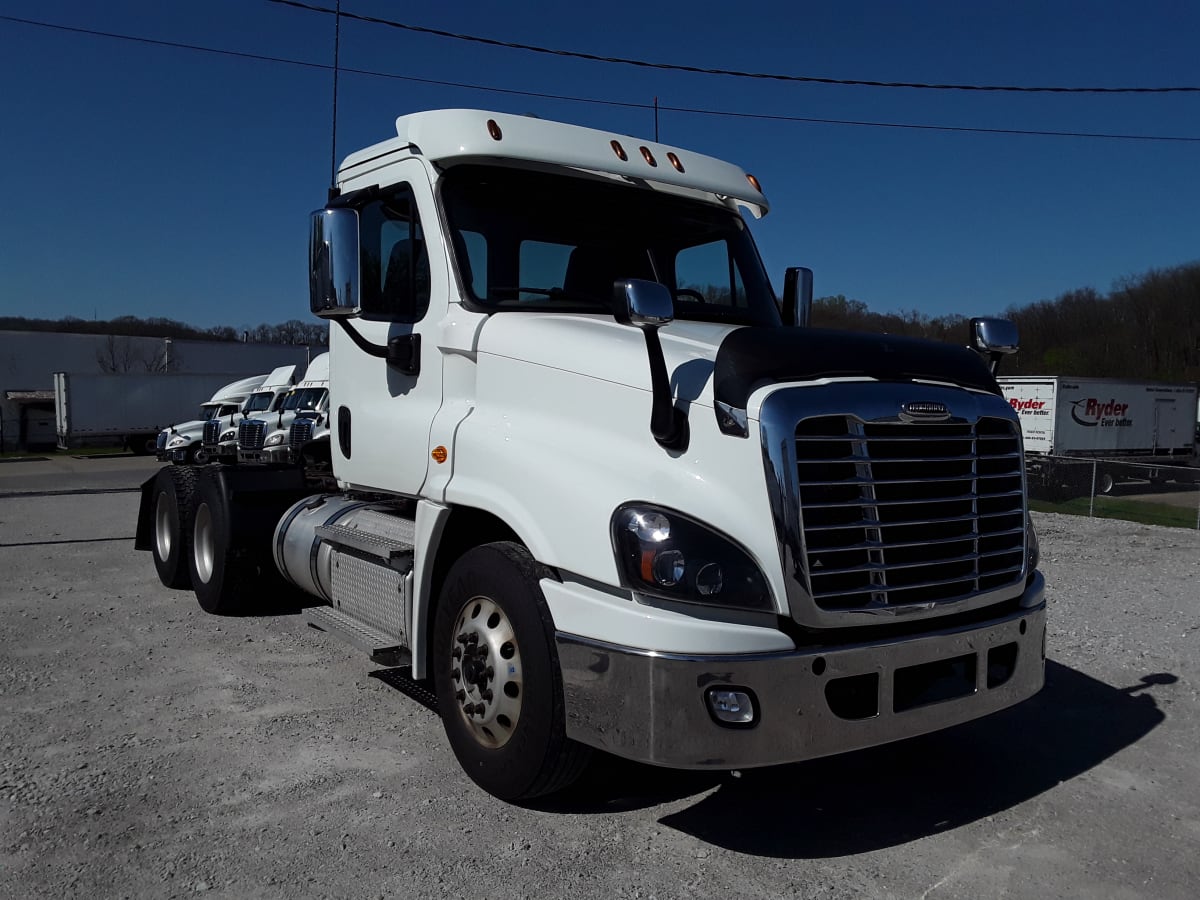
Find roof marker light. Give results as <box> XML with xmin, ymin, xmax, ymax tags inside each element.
<box><xmin>486</xmin><ymin>119</ymin><xmax>503</xmax><ymax>141</ymax></box>
<box><xmin>639</xmin><ymin>146</ymin><xmax>658</xmax><ymax>167</ymax></box>
<box><xmin>667</xmin><ymin>152</ymin><xmax>685</xmax><ymax>173</ymax></box>
<box><xmin>746</xmin><ymin>173</ymin><xmax>762</xmax><ymax>193</ymax></box>
<box><xmin>611</xmin><ymin>140</ymin><xmax>628</xmax><ymax>161</ymax></box>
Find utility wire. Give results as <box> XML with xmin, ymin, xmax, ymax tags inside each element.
<box><xmin>266</xmin><ymin>0</ymin><xmax>1200</xmax><ymax>95</ymax></box>
<box><xmin>3</xmin><ymin>14</ymin><xmax>1199</xmax><ymax>144</ymax></box>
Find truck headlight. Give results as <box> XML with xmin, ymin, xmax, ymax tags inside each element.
<box><xmin>220</xmin><ymin>429</ymin><xmax>236</xmax><ymax>442</ymax></box>
<box><xmin>166</xmin><ymin>435</ymin><xmax>188</xmax><ymax>449</ymax></box>
<box><xmin>265</xmin><ymin>432</ymin><xmax>285</xmax><ymax>447</ymax></box>
<box><xmin>611</xmin><ymin>504</ymin><xmax>772</xmax><ymax>611</ymax></box>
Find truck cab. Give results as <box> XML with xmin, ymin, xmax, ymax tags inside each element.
<box><xmin>238</xmin><ymin>354</ymin><xmax>330</xmax><ymax>464</ymax></box>
<box><xmin>157</xmin><ymin>374</ymin><xmax>267</xmax><ymax>463</ymax></box>
<box><xmin>141</xmin><ymin>109</ymin><xmax>1045</xmax><ymax>802</ymax></box>
<box><xmin>200</xmin><ymin>365</ymin><xmax>297</xmax><ymax>463</ymax></box>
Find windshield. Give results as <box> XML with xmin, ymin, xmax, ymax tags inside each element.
<box><xmin>282</xmin><ymin>388</ymin><xmax>327</xmax><ymax>411</ymax></box>
<box><xmin>440</xmin><ymin>165</ymin><xmax>780</xmax><ymax>326</ymax></box>
<box><xmin>201</xmin><ymin>404</ymin><xmax>221</xmax><ymax>421</ymax></box>
<box><xmin>243</xmin><ymin>392</ymin><xmax>274</xmax><ymax>413</ymax></box>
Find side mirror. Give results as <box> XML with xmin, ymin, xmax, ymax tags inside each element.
<box><xmin>969</xmin><ymin>317</ymin><xmax>1019</xmax><ymax>374</ymax></box>
<box><xmin>613</xmin><ymin>278</ymin><xmax>674</xmax><ymax>328</ymax></box>
<box><xmin>613</xmin><ymin>280</ymin><xmax>686</xmax><ymax>450</ymax></box>
<box><xmin>781</xmin><ymin>267</ymin><xmax>813</xmax><ymax>327</ymax></box>
<box><xmin>309</xmin><ymin>209</ymin><xmax>361</xmax><ymax>318</ymax></box>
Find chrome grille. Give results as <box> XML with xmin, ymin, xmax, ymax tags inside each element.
<box><xmin>795</xmin><ymin>416</ymin><xmax>1024</xmax><ymax>612</ymax></box>
<box><xmin>202</xmin><ymin>419</ymin><xmax>221</xmax><ymax>445</ymax></box>
<box><xmin>238</xmin><ymin>419</ymin><xmax>267</xmax><ymax>450</ymax></box>
<box><xmin>290</xmin><ymin>419</ymin><xmax>313</xmax><ymax>449</ymax></box>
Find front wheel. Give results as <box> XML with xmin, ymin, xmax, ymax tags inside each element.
<box><xmin>433</xmin><ymin>542</ymin><xmax>590</xmax><ymax>801</ymax></box>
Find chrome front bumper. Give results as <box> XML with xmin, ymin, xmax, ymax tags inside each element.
<box><xmin>557</xmin><ymin>573</ymin><xmax>1046</xmax><ymax>769</ymax></box>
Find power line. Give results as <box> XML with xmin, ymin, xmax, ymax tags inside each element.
<box><xmin>3</xmin><ymin>13</ymin><xmax>1199</xmax><ymax>144</ymax></box>
<box><xmin>266</xmin><ymin>0</ymin><xmax>1200</xmax><ymax>95</ymax></box>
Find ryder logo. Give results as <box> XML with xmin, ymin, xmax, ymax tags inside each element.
<box><xmin>1070</xmin><ymin>397</ymin><xmax>1132</xmax><ymax>428</ymax></box>
<box><xmin>1009</xmin><ymin>398</ymin><xmax>1047</xmax><ymax>412</ymax></box>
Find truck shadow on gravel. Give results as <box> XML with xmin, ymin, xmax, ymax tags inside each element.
<box><xmin>522</xmin><ymin>661</ymin><xmax>1167</xmax><ymax>858</ymax></box>
<box><xmin>648</xmin><ymin>662</ymin><xmax>1172</xmax><ymax>858</ymax></box>
<box><xmin>367</xmin><ymin>661</ymin><xmax>1172</xmax><ymax>856</ymax></box>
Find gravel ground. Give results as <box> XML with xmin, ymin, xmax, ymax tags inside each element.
<box><xmin>1</xmin><ymin>464</ymin><xmax>1199</xmax><ymax>899</ymax></box>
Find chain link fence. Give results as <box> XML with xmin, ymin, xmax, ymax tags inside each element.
<box><xmin>1025</xmin><ymin>455</ymin><xmax>1200</xmax><ymax>530</ymax></box>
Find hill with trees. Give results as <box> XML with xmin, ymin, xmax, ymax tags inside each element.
<box><xmin>811</xmin><ymin>261</ymin><xmax>1200</xmax><ymax>382</ymax></box>
<box><xmin>0</xmin><ymin>315</ymin><xmax>328</xmax><ymax>347</ymax></box>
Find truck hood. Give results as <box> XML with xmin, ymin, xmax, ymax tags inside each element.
<box><xmin>473</xmin><ymin>314</ymin><xmax>1000</xmax><ymax>418</ymax></box>
<box><xmin>475</xmin><ymin>314</ymin><xmax>739</xmax><ymax>409</ymax></box>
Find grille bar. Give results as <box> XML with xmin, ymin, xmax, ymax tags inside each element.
<box><xmin>795</xmin><ymin>414</ymin><xmax>1025</xmax><ymax>612</ymax></box>
<box><xmin>802</xmin><ymin>489</ymin><xmax>1023</xmax><ymax>510</ymax></box>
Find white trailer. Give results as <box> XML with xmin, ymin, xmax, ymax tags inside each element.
<box><xmin>998</xmin><ymin>376</ymin><xmax>1198</xmax><ymax>459</ymax></box>
<box><xmin>53</xmin><ymin>372</ymin><xmax>258</xmax><ymax>453</ymax></box>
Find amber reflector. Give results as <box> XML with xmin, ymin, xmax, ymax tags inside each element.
<box><xmin>667</xmin><ymin>152</ymin><xmax>684</xmax><ymax>173</ymax></box>
<box><xmin>486</xmin><ymin>119</ymin><xmax>502</xmax><ymax>141</ymax></box>
<box><xmin>639</xmin><ymin>146</ymin><xmax>658</xmax><ymax>167</ymax></box>
<box><xmin>611</xmin><ymin>140</ymin><xmax>628</xmax><ymax>161</ymax></box>
<box><xmin>746</xmin><ymin>173</ymin><xmax>762</xmax><ymax>193</ymax></box>
<box><xmin>431</xmin><ymin>446</ymin><xmax>448</xmax><ymax>464</ymax></box>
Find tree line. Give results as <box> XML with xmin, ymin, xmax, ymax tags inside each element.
<box><xmin>811</xmin><ymin>261</ymin><xmax>1200</xmax><ymax>382</ymax></box>
<box><xmin>0</xmin><ymin>315</ymin><xmax>329</xmax><ymax>347</ymax></box>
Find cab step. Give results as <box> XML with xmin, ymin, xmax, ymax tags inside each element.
<box><xmin>306</xmin><ymin>604</ymin><xmax>408</xmax><ymax>658</ymax></box>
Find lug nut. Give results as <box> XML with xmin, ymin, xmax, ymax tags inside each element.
<box><xmin>485</xmin><ymin>666</ymin><xmax>494</xmax><ymax>680</ymax></box>
<box><xmin>482</xmin><ymin>689</ymin><xmax>493</xmax><ymax>702</ymax></box>
<box><xmin>452</xmin><ymin>647</ymin><xmax>462</xmax><ymax>659</ymax></box>
<box><xmin>455</xmin><ymin>690</ymin><xmax>465</xmax><ymax>702</ymax></box>
<box><xmin>452</xmin><ymin>668</ymin><xmax>460</xmax><ymax>680</ymax></box>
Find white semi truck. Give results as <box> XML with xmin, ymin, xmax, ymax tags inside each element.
<box><xmin>999</xmin><ymin>376</ymin><xmax>1199</xmax><ymax>495</ymax></box>
<box><xmin>137</xmin><ymin>109</ymin><xmax>1046</xmax><ymax>801</ymax></box>
<box><xmin>200</xmin><ymin>364</ymin><xmax>298</xmax><ymax>463</ymax></box>
<box><xmin>238</xmin><ymin>353</ymin><xmax>330</xmax><ymax>465</ymax></box>
<box><xmin>157</xmin><ymin>374</ymin><xmax>267</xmax><ymax>463</ymax></box>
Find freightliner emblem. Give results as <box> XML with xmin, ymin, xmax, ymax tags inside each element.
<box><xmin>901</xmin><ymin>401</ymin><xmax>951</xmax><ymax>420</ymax></box>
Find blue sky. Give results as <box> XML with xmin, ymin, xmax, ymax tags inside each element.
<box><xmin>1</xmin><ymin>0</ymin><xmax>1197</xmax><ymax>330</ymax></box>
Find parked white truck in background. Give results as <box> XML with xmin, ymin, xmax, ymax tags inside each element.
<box><xmin>998</xmin><ymin>376</ymin><xmax>1199</xmax><ymax>495</ymax></box>
<box><xmin>53</xmin><ymin>371</ymin><xmax>254</xmax><ymax>453</ymax></box>
<box><xmin>200</xmin><ymin>365</ymin><xmax>298</xmax><ymax>463</ymax></box>
<box><xmin>157</xmin><ymin>375</ymin><xmax>267</xmax><ymax>463</ymax></box>
<box><xmin>137</xmin><ymin>109</ymin><xmax>1046</xmax><ymax>801</ymax></box>
<box><xmin>238</xmin><ymin>353</ymin><xmax>330</xmax><ymax>465</ymax></box>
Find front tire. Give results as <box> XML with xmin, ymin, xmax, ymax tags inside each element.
<box><xmin>151</xmin><ymin>466</ymin><xmax>197</xmax><ymax>589</ymax></box>
<box><xmin>433</xmin><ymin>542</ymin><xmax>590</xmax><ymax>801</ymax></box>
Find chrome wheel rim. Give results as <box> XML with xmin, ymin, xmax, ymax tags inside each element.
<box><xmin>450</xmin><ymin>596</ymin><xmax>522</xmax><ymax>749</ymax></box>
<box><xmin>154</xmin><ymin>491</ymin><xmax>173</xmax><ymax>561</ymax></box>
<box><xmin>193</xmin><ymin>502</ymin><xmax>215</xmax><ymax>584</ymax></box>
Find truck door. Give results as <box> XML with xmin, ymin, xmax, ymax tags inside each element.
<box><xmin>330</xmin><ymin>160</ymin><xmax>446</xmax><ymax>497</ymax></box>
<box><xmin>1153</xmin><ymin>399</ymin><xmax>1177</xmax><ymax>453</ymax></box>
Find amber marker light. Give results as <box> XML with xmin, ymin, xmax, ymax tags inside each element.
<box><xmin>486</xmin><ymin>119</ymin><xmax>503</xmax><ymax>141</ymax></box>
<box><xmin>431</xmin><ymin>446</ymin><xmax>448</xmax><ymax>464</ymax></box>
<box><xmin>667</xmin><ymin>152</ymin><xmax>685</xmax><ymax>173</ymax></box>
<box><xmin>746</xmin><ymin>173</ymin><xmax>762</xmax><ymax>193</ymax></box>
<box><xmin>611</xmin><ymin>140</ymin><xmax>628</xmax><ymax>161</ymax></box>
<box><xmin>639</xmin><ymin>146</ymin><xmax>658</xmax><ymax>167</ymax></box>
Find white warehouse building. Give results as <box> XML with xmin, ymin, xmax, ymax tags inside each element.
<box><xmin>0</xmin><ymin>330</ymin><xmax>315</xmax><ymax>451</ymax></box>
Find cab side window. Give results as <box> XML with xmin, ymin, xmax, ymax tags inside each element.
<box><xmin>359</xmin><ymin>186</ymin><xmax>430</xmax><ymax>322</ymax></box>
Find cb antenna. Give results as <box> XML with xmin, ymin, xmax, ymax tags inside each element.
<box><xmin>328</xmin><ymin>0</ymin><xmax>342</xmax><ymax>200</ymax></box>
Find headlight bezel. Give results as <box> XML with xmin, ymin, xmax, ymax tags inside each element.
<box><xmin>264</xmin><ymin>432</ymin><xmax>285</xmax><ymax>447</ymax></box>
<box><xmin>610</xmin><ymin>503</ymin><xmax>774</xmax><ymax>612</ymax></box>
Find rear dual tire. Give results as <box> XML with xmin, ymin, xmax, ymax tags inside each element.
<box><xmin>186</xmin><ymin>469</ymin><xmax>281</xmax><ymax>615</ymax></box>
<box><xmin>151</xmin><ymin>466</ymin><xmax>198</xmax><ymax>589</ymax></box>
